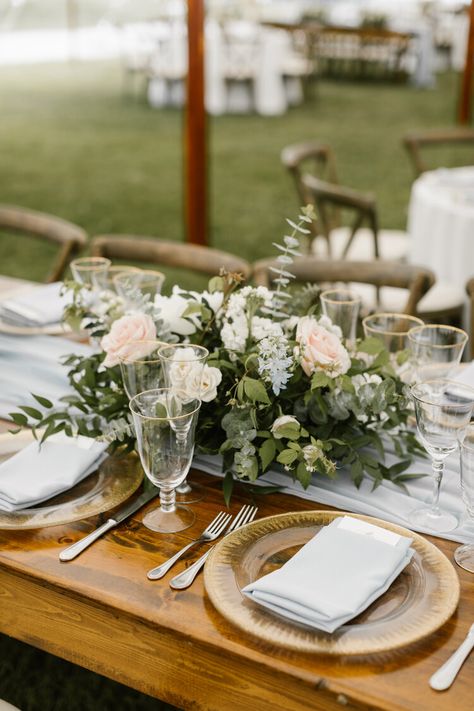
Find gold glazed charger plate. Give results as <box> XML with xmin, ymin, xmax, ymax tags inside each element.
<box><xmin>0</xmin><ymin>431</ymin><xmax>143</xmax><ymax>529</ymax></box>
<box><xmin>0</xmin><ymin>314</ymin><xmax>71</xmax><ymax>336</ymax></box>
<box><xmin>204</xmin><ymin>510</ymin><xmax>460</xmax><ymax>655</ymax></box>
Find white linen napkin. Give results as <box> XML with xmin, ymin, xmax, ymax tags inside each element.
<box><xmin>242</xmin><ymin>516</ymin><xmax>414</xmax><ymax>633</ymax></box>
<box><xmin>0</xmin><ymin>282</ymin><xmax>71</xmax><ymax>327</ymax></box>
<box><xmin>0</xmin><ymin>433</ymin><xmax>108</xmax><ymax>512</ymax></box>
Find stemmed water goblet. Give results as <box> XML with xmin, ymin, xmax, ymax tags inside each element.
<box><xmin>362</xmin><ymin>312</ymin><xmax>424</xmax><ymax>353</ymax></box>
<box><xmin>119</xmin><ymin>340</ymin><xmax>166</xmax><ymax>400</ymax></box>
<box><xmin>114</xmin><ymin>269</ymin><xmax>165</xmax><ymax>309</ymax></box>
<box><xmin>320</xmin><ymin>288</ymin><xmax>361</xmax><ymax>347</ymax></box>
<box><xmin>408</xmin><ymin>324</ymin><xmax>468</xmax><ymax>384</ymax></box>
<box><xmin>129</xmin><ymin>388</ymin><xmax>201</xmax><ymax>533</ymax></box>
<box><xmin>104</xmin><ymin>265</ymin><xmax>141</xmax><ymax>294</ymax></box>
<box><xmin>70</xmin><ymin>257</ymin><xmax>111</xmax><ymax>293</ymax></box>
<box><xmin>158</xmin><ymin>343</ymin><xmax>209</xmax><ymax>503</ymax></box>
<box><xmin>454</xmin><ymin>424</ymin><xmax>474</xmax><ymax>573</ymax></box>
<box><xmin>409</xmin><ymin>379</ymin><xmax>474</xmax><ymax>533</ymax></box>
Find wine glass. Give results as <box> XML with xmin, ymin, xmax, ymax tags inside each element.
<box><xmin>454</xmin><ymin>424</ymin><xmax>474</xmax><ymax>573</ymax></box>
<box><xmin>159</xmin><ymin>343</ymin><xmax>209</xmax><ymax>503</ymax></box>
<box><xmin>408</xmin><ymin>324</ymin><xmax>468</xmax><ymax>383</ymax></box>
<box><xmin>129</xmin><ymin>388</ymin><xmax>201</xmax><ymax>533</ymax></box>
<box><xmin>71</xmin><ymin>257</ymin><xmax>111</xmax><ymax>292</ymax></box>
<box><xmin>320</xmin><ymin>288</ymin><xmax>361</xmax><ymax>345</ymax></box>
<box><xmin>362</xmin><ymin>312</ymin><xmax>424</xmax><ymax>353</ymax></box>
<box><xmin>119</xmin><ymin>340</ymin><xmax>166</xmax><ymax>399</ymax></box>
<box><xmin>114</xmin><ymin>269</ymin><xmax>165</xmax><ymax>309</ymax></box>
<box><xmin>409</xmin><ymin>379</ymin><xmax>474</xmax><ymax>533</ymax></box>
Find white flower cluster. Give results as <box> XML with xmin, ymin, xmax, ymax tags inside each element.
<box><xmin>258</xmin><ymin>336</ymin><xmax>293</xmax><ymax>395</ymax></box>
<box><xmin>154</xmin><ymin>286</ymin><xmax>224</xmax><ymax>336</ymax></box>
<box><xmin>221</xmin><ymin>286</ymin><xmax>283</xmax><ymax>353</ymax></box>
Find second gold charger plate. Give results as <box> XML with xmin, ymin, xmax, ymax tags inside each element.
<box><xmin>204</xmin><ymin>510</ymin><xmax>459</xmax><ymax>655</ymax></box>
<box><xmin>0</xmin><ymin>431</ymin><xmax>143</xmax><ymax>529</ymax></box>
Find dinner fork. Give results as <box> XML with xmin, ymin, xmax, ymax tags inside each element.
<box><xmin>169</xmin><ymin>504</ymin><xmax>258</xmax><ymax>590</ymax></box>
<box><xmin>147</xmin><ymin>510</ymin><xmax>231</xmax><ymax>580</ymax></box>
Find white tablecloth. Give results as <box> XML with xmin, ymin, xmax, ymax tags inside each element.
<box><xmin>408</xmin><ymin>166</ymin><xmax>474</xmax><ymax>286</ymax></box>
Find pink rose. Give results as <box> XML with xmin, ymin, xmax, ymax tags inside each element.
<box><xmin>296</xmin><ymin>316</ymin><xmax>350</xmax><ymax>378</ymax></box>
<box><xmin>101</xmin><ymin>313</ymin><xmax>157</xmax><ymax>367</ymax></box>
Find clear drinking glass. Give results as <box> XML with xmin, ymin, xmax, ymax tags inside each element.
<box><xmin>119</xmin><ymin>340</ymin><xmax>166</xmax><ymax>399</ymax></box>
<box><xmin>454</xmin><ymin>424</ymin><xmax>474</xmax><ymax>573</ymax></box>
<box><xmin>320</xmin><ymin>289</ymin><xmax>361</xmax><ymax>345</ymax></box>
<box><xmin>129</xmin><ymin>388</ymin><xmax>201</xmax><ymax>533</ymax></box>
<box><xmin>362</xmin><ymin>312</ymin><xmax>424</xmax><ymax>353</ymax></box>
<box><xmin>159</xmin><ymin>343</ymin><xmax>209</xmax><ymax>503</ymax></box>
<box><xmin>408</xmin><ymin>325</ymin><xmax>468</xmax><ymax>383</ymax></box>
<box><xmin>114</xmin><ymin>269</ymin><xmax>165</xmax><ymax>308</ymax></box>
<box><xmin>104</xmin><ymin>265</ymin><xmax>141</xmax><ymax>294</ymax></box>
<box><xmin>410</xmin><ymin>379</ymin><xmax>474</xmax><ymax>533</ymax></box>
<box><xmin>71</xmin><ymin>257</ymin><xmax>111</xmax><ymax>292</ymax></box>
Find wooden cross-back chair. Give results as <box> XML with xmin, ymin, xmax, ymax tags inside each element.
<box><xmin>0</xmin><ymin>205</ymin><xmax>87</xmax><ymax>282</ymax></box>
<box><xmin>253</xmin><ymin>257</ymin><xmax>435</xmax><ymax>317</ymax></box>
<box><xmin>281</xmin><ymin>141</ymin><xmax>339</xmax><ymax>246</ymax></box>
<box><xmin>90</xmin><ymin>235</ymin><xmax>252</xmax><ymax>281</ymax></box>
<box><xmin>301</xmin><ymin>173</ymin><xmax>409</xmax><ymax>262</ymax></box>
<box><xmin>403</xmin><ymin>128</ymin><xmax>474</xmax><ymax>178</ymax></box>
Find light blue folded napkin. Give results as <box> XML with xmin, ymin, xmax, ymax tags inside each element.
<box><xmin>243</xmin><ymin>516</ymin><xmax>414</xmax><ymax>633</ymax></box>
<box><xmin>0</xmin><ymin>282</ymin><xmax>72</xmax><ymax>327</ymax></box>
<box><xmin>0</xmin><ymin>434</ymin><xmax>108</xmax><ymax>511</ymax></box>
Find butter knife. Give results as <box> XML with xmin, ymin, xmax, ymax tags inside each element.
<box><xmin>429</xmin><ymin>623</ymin><xmax>474</xmax><ymax>691</ymax></box>
<box><xmin>59</xmin><ymin>486</ymin><xmax>158</xmax><ymax>562</ymax></box>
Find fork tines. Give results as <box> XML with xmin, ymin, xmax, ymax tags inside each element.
<box><xmin>227</xmin><ymin>504</ymin><xmax>258</xmax><ymax>533</ymax></box>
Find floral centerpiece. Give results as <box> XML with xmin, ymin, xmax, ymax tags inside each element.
<box><xmin>13</xmin><ymin>207</ymin><xmax>422</xmax><ymax>499</ymax></box>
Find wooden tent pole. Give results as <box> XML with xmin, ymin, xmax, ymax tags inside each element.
<box><xmin>185</xmin><ymin>0</ymin><xmax>207</xmax><ymax>245</ymax></box>
<box><xmin>459</xmin><ymin>1</ymin><xmax>474</xmax><ymax>124</ymax></box>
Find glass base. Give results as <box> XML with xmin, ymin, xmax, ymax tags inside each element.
<box><xmin>408</xmin><ymin>506</ymin><xmax>458</xmax><ymax>533</ymax></box>
<box><xmin>454</xmin><ymin>544</ymin><xmax>474</xmax><ymax>573</ymax></box>
<box><xmin>142</xmin><ymin>504</ymin><xmax>195</xmax><ymax>533</ymax></box>
<box><xmin>175</xmin><ymin>479</ymin><xmax>206</xmax><ymax>504</ymax></box>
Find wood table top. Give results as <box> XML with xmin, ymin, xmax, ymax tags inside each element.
<box><xmin>0</xmin><ymin>453</ymin><xmax>472</xmax><ymax>711</ymax></box>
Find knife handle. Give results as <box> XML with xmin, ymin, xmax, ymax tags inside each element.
<box><xmin>59</xmin><ymin>518</ymin><xmax>116</xmax><ymax>562</ymax></box>
<box><xmin>429</xmin><ymin>634</ymin><xmax>474</xmax><ymax>691</ymax></box>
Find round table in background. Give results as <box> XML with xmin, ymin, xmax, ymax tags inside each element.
<box><xmin>408</xmin><ymin>166</ymin><xmax>474</xmax><ymax>286</ymax></box>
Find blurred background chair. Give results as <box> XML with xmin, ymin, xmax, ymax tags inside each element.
<box><xmin>301</xmin><ymin>174</ymin><xmax>409</xmax><ymax>261</ymax></box>
<box><xmin>403</xmin><ymin>128</ymin><xmax>474</xmax><ymax>177</ymax></box>
<box><xmin>253</xmin><ymin>257</ymin><xmax>435</xmax><ymax>317</ymax></box>
<box><xmin>91</xmin><ymin>235</ymin><xmax>252</xmax><ymax>288</ymax></box>
<box><xmin>0</xmin><ymin>205</ymin><xmax>87</xmax><ymax>282</ymax></box>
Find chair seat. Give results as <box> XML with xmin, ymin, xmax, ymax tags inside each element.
<box><xmin>349</xmin><ymin>282</ymin><xmax>465</xmax><ymax>317</ymax></box>
<box><xmin>312</xmin><ymin>226</ymin><xmax>409</xmax><ymax>262</ymax></box>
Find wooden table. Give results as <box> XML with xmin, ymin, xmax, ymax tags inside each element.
<box><xmin>0</xmin><ymin>457</ymin><xmax>472</xmax><ymax>711</ymax></box>
<box><xmin>0</xmin><ymin>275</ymin><xmax>472</xmax><ymax>710</ymax></box>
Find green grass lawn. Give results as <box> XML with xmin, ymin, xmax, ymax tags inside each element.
<box><xmin>0</xmin><ymin>62</ymin><xmax>469</xmax><ymax>710</ymax></box>
<box><xmin>0</xmin><ymin>62</ymin><xmax>466</xmax><ymax>287</ymax></box>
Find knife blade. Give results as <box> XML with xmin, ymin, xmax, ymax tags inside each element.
<box><xmin>59</xmin><ymin>486</ymin><xmax>158</xmax><ymax>562</ymax></box>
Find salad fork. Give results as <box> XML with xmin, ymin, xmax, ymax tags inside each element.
<box><xmin>147</xmin><ymin>510</ymin><xmax>231</xmax><ymax>580</ymax></box>
<box><xmin>169</xmin><ymin>504</ymin><xmax>258</xmax><ymax>589</ymax></box>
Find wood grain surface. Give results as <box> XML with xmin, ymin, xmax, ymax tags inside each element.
<box><xmin>0</xmin><ymin>462</ymin><xmax>472</xmax><ymax>711</ymax></box>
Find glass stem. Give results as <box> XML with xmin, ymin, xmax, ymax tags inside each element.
<box><xmin>176</xmin><ymin>478</ymin><xmax>192</xmax><ymax>494</ymax></box>
<box><xmin>431</xmin><ymin>459</ymin><xmax>444</xmax><ymax>514</ymax></box>
<box><xmin>160</xmin><ymin>487</ymin><xmax>176</xmax><ymax>513</ymax></box>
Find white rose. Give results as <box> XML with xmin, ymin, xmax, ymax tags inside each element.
<box><xmin>100</xmin><ymin>313</ymin><xmax>157</xmax><ymax>368</ymax></box>
<box><xmin>187</xmin><ymin>365</ymin><xmax>222</xmax><ymax>402</ymax></box>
